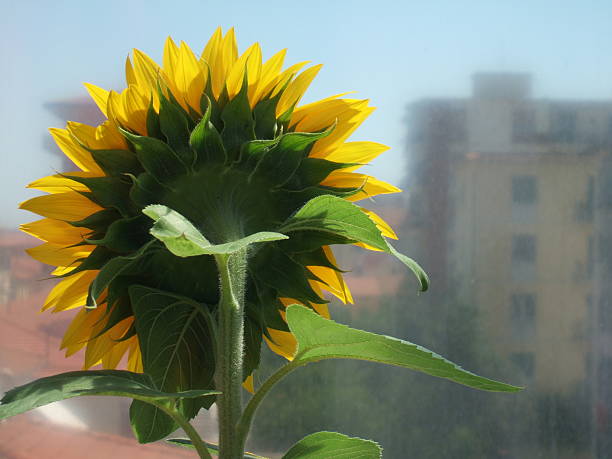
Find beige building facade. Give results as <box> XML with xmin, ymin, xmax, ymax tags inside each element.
<box><xmin>407</xmin><ymin>73</ymin><xmax>612</xmax><ymax>394</ymax></box>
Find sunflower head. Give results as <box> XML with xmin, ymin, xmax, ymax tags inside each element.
<box><xmin>20</xmin><ymin>28</ymin><xmax>406</xmax><ymax>423</ymax></box>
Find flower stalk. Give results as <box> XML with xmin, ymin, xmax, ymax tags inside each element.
<box><xmin>215</xmin><ymin>249</ymin><xmax>248</xmax><ymax>459</ymax></box>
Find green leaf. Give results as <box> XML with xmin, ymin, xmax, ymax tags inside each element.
<box><xmin>0</xmin><ymin>370</ymin><xmax>218</xmax><ymax>421</ymax></box>
<box><xmin>128</xmin><ymin>172</ymin><xmax>163</xmax><ymax>208</ymax></box>
<box><xmin>129</xmin><ymin>285</ymin><xmax>216</xmax><ymax>443</ymax></box>
<box><xmin>286</xmin><ymin>304</ymin><xmax>522</xmax><ymax>392</ymax></box>
<box><xmin>280</xmin><ymin>195</ymin><xmax>429</xmax><ymax>291</ymax></box>
<box><xmin>121</xmin><ymin>128</ymin><xmax>188</xmax><ymax>184</ymax></box>
<box><xmin>65</xmin><ymin>174</ymin><xmax>134</xmax><ymax>217</ymax></box>
<box><xmin>146</xmin><ymin>99</ymin><xmax>163</xmax><ymax>140</ymax></box>
<box><xmin>282</xmin><ymin>432</ymin><xmax>381</xmax><ymax>459</ymax></box>
<box><xmin>243</xmin><ymin>316</ymin><xmax>262</xmax><ymax>380</ymax></box>
<box><xmin>191</xmin><ymin>95</ymin><xmax>227</xmax><ymax>166</ymax></box>
<box><xmin>70</xmin><ymin>208</ymin><xmax>121</xmax><ymax>230</ymax></box>
<box><xmin>87</xmin><ymin>241</ymin><xmax>154</xmax><ymax>307</ymax></box>
<box><xmin>280</xmin><ymin>194</ymin><xmax>387</xmax><ymax>250</ymax></box>
<box><xmin>253</xmin><ymin>97</ymin><xmax>279</xmax><ymax>140</ymax></box>
<box><xmin>290</xmin><ymin>247</ymin><xmax>345</xmax><ymax>272</ymax></box>
<box><xmin>253</xmin><ymin>127</ymin><xmax>333</xmax><ymax>186</ymax></box>
<box><xmin>167</xmin><ymin>439</ymin><xmax>269</xmax><ymax>458</ymax></box>
<box><xmin>86</xmin><ymin>214</ymin><xmax>151</xmax><ymax>253</ymax></box>
<box><xmin>221</xmin><ymin>75</ymin><xmax>256</xmax><ymax>159</ymax></box>
<box><xmin>89</xmin><ymin>148</ymin><xmax>142</xmax><ymax>177</ymax></box>
<box><xmin>252</xmin><ymin>247</ymin><xmax>327</xmax><ymax>305</ymax></box>
<box><xmin>287</xmin><ymin>158</ymin><xmax>358</xmax><ymax>191</ymax></box>
<box><xmin>159</xmin><ymin>92</ymin><xmax>194</xmax><ymax>166</ymax></box>
<box><xmin>387</xmin><ymin>243</ymin><xmax>430</xmax><ymax>292</ymax></box>
<box><xmin>55</xmin><ymin>246</ymin><xmax>114</xmax><ymax>278</ymax></box>
<box><xmin>143</xmin><ymin>204</ymin><xmax>288</xmax><ymax>256</ymax></box>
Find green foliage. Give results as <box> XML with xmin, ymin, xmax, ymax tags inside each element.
<box><xmin>285</xmin><ymin>305</ymin><xmax>518</xmax><ymax>392</ymax></box>
<box><xmin>168</xmin><ymin>438</ymin><xmax>269</xmax><ymax>458</ymax></box>
<box><xmin>121</xmin><ymin>128</ymin><xmax>188</xmax><ymax>183</ymax></box>
<box><xmin>0</xmin><ymin>370</ymin><xmax>218</xmax><ymax>420</ymax></box>
<box><xmin>143</xmin><ymin>204</ymin><xmax>288</xmax><ymax>256</ymax></box>
<box><xmin>282</xmin><ymin>432</ymin><xmax>381</xmax><ymax>459</ymax></box>
<box><xmin>129</xmin><ymin>285</ymin><xmax>216</xmax><ymax>443</ymax></box>
<box><xmin>190</xmin><ymin>96</ymin><xmax>227</xmax><ymax>165</ymax></box>
<box><xmin>280</xmin><ymin>195</ymin><xmax>429</xmax><ymax>291</ymax></box>
<box><xmin>221</xmin><ymin>76</ymin><xmax>256</xmax><ymax>157</ymax></box>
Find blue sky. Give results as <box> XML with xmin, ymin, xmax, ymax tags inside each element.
<box><xmin>2</xmin><ymin>0</ymin><xmax>612</xmax><ymax>227</ymax></box>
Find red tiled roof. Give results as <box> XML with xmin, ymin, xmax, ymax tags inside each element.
<box><xmin>0</xmin><ymin>231</ymin><xmax>36</xmax><ymax>248</ymax></box>
<box><xmin>345</xmin><ymin>274</ymin><xmax>404</xmax><ymax>297</ymax></box>
<box><xmin>0</xmin><ymin>415</ymin><xmax>196</xmax><ymax>459</ymax></box>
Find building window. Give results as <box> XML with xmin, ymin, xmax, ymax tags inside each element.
<box><xmin>511</xmin><ymin>352</ymin><xmax>535</xmax><ymax>379</ymax></box>
<box><xmin>512</xmin><ymin>234</ymin><xmax>536</xmax><ymax>263</ymax></box>
<box><xmin>512</xmin><ymin>108</ymin><xmax>535</xmax><ymax>142</ymax></box>
<box><xmin>551</xmin><ymin>108</ymin><xmax>577</xmax><ymax>142</ymax></box>
<box><xmin>512</xmin><ymin>176</ymin><xmax>537</xmax><ymax>205</ymax></box>
<box><xmin>510</xmin><ymin>293</ymin><xmax>536</xmax><ymax>337</ymax></box>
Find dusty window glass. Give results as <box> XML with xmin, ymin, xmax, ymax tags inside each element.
<box><xmin>2</xmin><ymin>3</ymin><xmax>612</xmax><ymax>459</ymax></box>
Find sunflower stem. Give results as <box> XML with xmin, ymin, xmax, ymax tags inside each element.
<box><xmin>154</xmin><ymin>402</ymin><xmax>213</xmax><ymax>459</ymax></box>
<box><xmin>215</xmin><ymin>250</ymin><xmax>247</xmax><ymax>459</ymax></box>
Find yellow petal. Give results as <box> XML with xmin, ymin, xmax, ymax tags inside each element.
<box><xmin>127</xmin><ymin>337</ymin><xmax>143</xmax><ymax>372</ymax></box>
<box><xmin>84</xmin><ymin>317</ymin><xmax>133</xmax><ymax>370</ymax></box>
<box><xmin>20</xmin><ymin>192</ymin><xmax>103</xmax><ymax>221</ymax></box>
<box><xmin>245</xmin><ymin>43</ymin><xmax>262</xmax><ymax>106</ymax></box>
<box><xmin>84</xmin><ymin>83</ymin><xmax>109</xmax><ymax>117</ymax></box>
<box><xmin>324</xmin><ymin>246</ymin><xmax>353</xmax><ymax>303</ymax></box>
<box><xmin>49</xmin><ymin>128</ymin><xmax>104</xmax><ymax>174</ymax></box>
<box><xmin>226</xmin><ymin>42</ymin><xmax>262</xmax><ymax>101</ymax></box>
<box><xmin>27</xmin><ymin>242</ymin><xmax>94</xmax><ymax>268</ymax></box>
<box><xmin>276</xmin><ymin>64</ymin><xmax>322</xmax><ymax>116</ymax></box>
<box><xmin>175</xmin><ymin>41</ymin><xmax>207</xmax><ymax>112</ymax></box>
<box><xmin>44</xmin><ymin>270</ymin><xmax>98</xmax><ymax>313</ymax></box>
<box><xmin>309</xmin><ymin>104</ymin><xmax>375</xmax><ymax>158</ymax></box>
<box><xmin>106</xmin><ymin>90</ymin><xmax>125</xmax><ymax>129</ymax></box>
<box><xmin>132</xmin><ymin>48</ymin><xmax>160</xmax><ymax>97</ymax></box>
<box><xmin>309</xmin><ymin>267</ymin><xmax>343</xmax><ymax>304</ymax></box>
<box><xmin>61</xmin><ymin>304</ymin><xmax>106</xmax><ymax>355</ymax></box>
<box><xmin>101</xmin><ymin>336</ymin><xmax>132</xmax><ymax>370</ymax></box>
<box><xmin>262</xmin><ymin>61</ymin><xmax>310</xmax><ymax>103</ymax></box>
<box><xmin>292</xmin><ymin>98</ymin><xmax>367</xmax><ymax>141</ymax></box>
<box><xmin>361</xmin><ymin>208</ymin><xmax>398</xmax><ymax>239</ymax></box>
<box><xmin>264</xmin><ymin>329</ymin><xmax>296</xmax><ymax>360</ymax></box>
<box><xmin>52</xmin><ymin>266</ymin><xmax>78</xmax><ymax>276</ymax></box>
<box><xmin>125</xmin><ymin>55</ymin><xmax>137</xmax><ymax>86</ymax></box>
<box><xmin>66</xmin><ymin>120</ymin><xmax>127</xmax><ymax>151</ymax></box>
<box><xmin>27</xmin><ymin>171</ymin><xmax>97</xmax><ymax>193</ymax></box>
<box><xmin>207</xmin><ymin>27</ymin><xmax>238</xmax><ymax>99</ymax></box>
<box><xmin>289</xmin><ymin>92</ymin><xmax>355</xmax><ymax>128</ymax></box>
<box><xmin>20</xmin><ymin>218</ymin><xmax>91</xmax><ymax>245</ymax></box>
<box><xmin>201</xmin><ymin>27</ymin><xmax>223</xmax><ymax>64</ymax></box>
<box><xmin>120</xmin><ymin>85</ymin><xmax>148</xmax><ymax>134</ymax></box>
<box><xmin>311</xmin><ymin>301</ymin><xmax>330</xmax><ymax>319</ymax></box>
<box><xmin>251</xmin><ymin>48</ymin><xmax>286</xmax><ymax>105</ymax></box>
<box><xmin>163</xmin><ymin>37</ymin><xmax>179</xmax><ymax>79</ymax></box>
<box><xmin>321</xmin><ymin>172</ymin><xmax>401</xmax><ymax>201</ymax></box>
<box><xmin>243</xmin><ymin>374</ymin><xmax>255</xmax><ymax>394</ymax></box>
<box><xmin>324</xmin><ymin>141</ymin><xmax>390</xmax><ymax>168</ymax></box>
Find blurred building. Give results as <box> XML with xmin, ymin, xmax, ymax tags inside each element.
<box><xmin>405</xmin><ymin>73</ymin><xmax>612</xmax><ymax>452</ymax></box>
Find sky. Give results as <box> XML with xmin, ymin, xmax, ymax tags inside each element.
<box><xmin>1</xmin><ymin>0</ymin><xmax>612</xmax><ymax>227</ymax></box>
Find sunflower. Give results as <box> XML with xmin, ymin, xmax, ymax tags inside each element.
<box><xmin>20</xmin><ymin>28</ymin><xmax>401</xmax><ymax>393</ymax></box>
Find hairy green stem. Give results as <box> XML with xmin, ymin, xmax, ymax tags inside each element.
<box><xmin>215</xmin><ymin>251</ymin><xmax>247</xmax><ymax>459</ymax></box>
